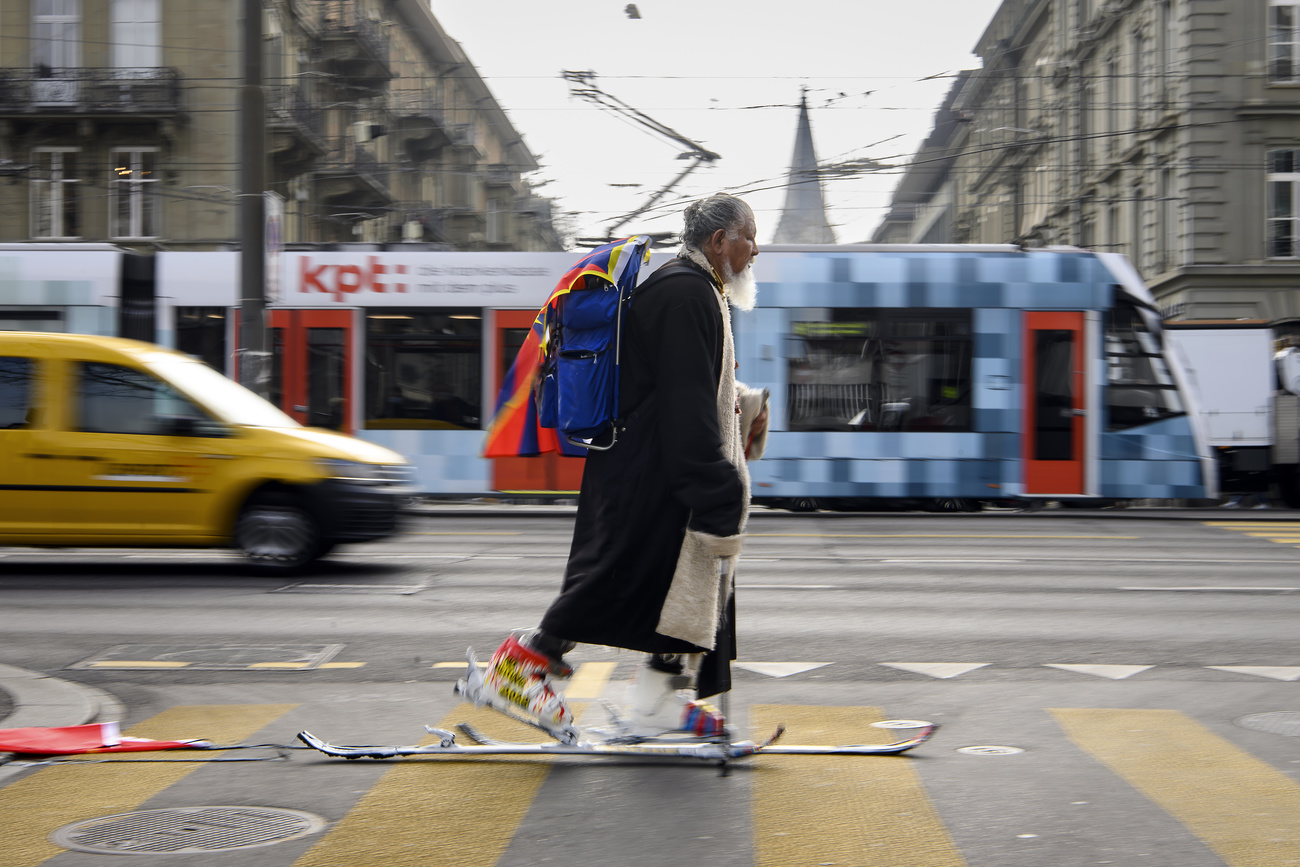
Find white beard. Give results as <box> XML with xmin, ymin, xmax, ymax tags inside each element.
<box><xmin>720</xmin><ymin>260</ymin><xmax>757</xmax><ymax>312</ymax></box>
<box><xmin>679</xmin><ymin>246</ymin><xmax>758</xmax><ymax>311</ymax></box>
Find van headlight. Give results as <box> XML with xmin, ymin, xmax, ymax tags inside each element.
<box><xmin>319</xmin><ymin>459</ymin><xmax>386</xmax><ymax>484</ymax></box>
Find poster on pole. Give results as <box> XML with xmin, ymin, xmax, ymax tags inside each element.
<box><xmin>265</xmin><ymin>191</ymin><xmax>284</xmax><ymax>304</ymax></box>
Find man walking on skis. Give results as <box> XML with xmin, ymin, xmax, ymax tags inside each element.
<box><xmin>481</xmin><ymin>192</ymin><xmax>764</xmax><ymax>739</ymax></box>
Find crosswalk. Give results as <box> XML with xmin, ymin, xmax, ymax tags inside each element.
<box><xmin>5</xmin><ymin>692</ymin><xmax>1300</xmax><ymax>867</ymax></box>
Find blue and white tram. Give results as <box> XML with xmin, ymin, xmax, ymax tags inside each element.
<box><xmin>740</xmin><ymin>245</ymin><xmax>1214</xmax><ymax>509</ymax></box>
<box><xmin>3</xmin><ymin>243</ymin><xmax>1214</xmax><ymax>505</ymax></box>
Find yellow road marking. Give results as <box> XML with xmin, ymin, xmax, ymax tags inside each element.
<box><xmin>409</xmin><ymin>531</ymin><xmax>521</xmax><ymax>536</ymax></box>
<box><xmin>317</xmin><ymin>661</ymin><xmax>366</xmax><ymax>669</ymax></box>
<box><xmin>748</xmin><ymin>533</ymin><xmax>1138</xmax><ymax>539</ymax></box>
<box><xmin>87</xmin><ymin>661</ymin><xmax>190</xmax><ymax>669</ymax></box>
<box><xmin>566</xmin><ymin>662</ymin><xmax>618</xmax><ymax>699</ymax></box>
<box><xmin>751</xmin><ymin>705</ymin><xmax>965</xmax><ymax>867</ymax></box>
<box><xmin>1203</xmin><ymin>522</ymin><xmax>1300</xmax><ymax>528</ymax></box>
<box><xmin>292</xmin><ymin>704</ymin><xmax>572</xmax><ymax>867</ymax></box>
<box><xmin>1050</xmin><ymin>708</ymin><xmax>1300</xmax><ymax>867</ymax></box>
<box><xmin>2</xmin><ymin>704</ymin><xmax>295</xmax><ymax>867</ymax></box>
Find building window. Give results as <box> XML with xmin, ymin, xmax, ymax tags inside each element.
<box><xmin>31</xmin><ymin>148</ymin><xmax>80</xmax><ymax>239</ymax></box>
<box><xmin>364</xmin><ymin>309</ymin><xmax>482</xmax><ymax>429</ymax></box>
<box><xmin>109</xmin><ymin>148</ymin><xmax>159</xmax><ymax>239</ymax></box>
<box><xmin>0</xmin><ymin>356</ymin><xmax>35</xmax><ymax>429</ymax></box>
<box><xmin>110</xmin><ymin>0</ymin><xmax>159</xmax><ymax>70</ymax></box>
<box><xmin>1105</xmin><ymin>301</ymin><xmax>1185</xmax><ymax>431</ymax></box>
<box><xmin>1157</xmin><ymin>165</ymin><xmax>1176</xmax><ymax>272</ymax></box>
<box><xmin>1267</xmin><ymin>148</ymin><xmax>1300</xmax><ymax>258</ymax></box>
<box><xmin>787</xmin><ymin>309</ymin><xmax>973</xmax><ymax>433</ymax></box>
<box><xmin>486</xmin><ymin>198</ymin><xmax>503</xmax><ymax>243</ymax></box>
<box><xmin>1270</xmin><ymin>1</ymin><xmax>1300</xmax><ymax>83</ymax></box>
<box><xmin>32</xmin><ymin>0</ymin><xmax>81</xmax><ymax>70</ymax></box>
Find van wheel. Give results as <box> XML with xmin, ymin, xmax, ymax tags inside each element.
<box><xmin>234</xmin><ymin>499</ymin><xmax>321</xmax><ymax>572</ymax></box>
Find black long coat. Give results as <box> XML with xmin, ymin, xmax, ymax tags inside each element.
<box><xmin>539</xmin><ymin>258</ymin><xmax>745</xmax><ymax>688</ymax></box>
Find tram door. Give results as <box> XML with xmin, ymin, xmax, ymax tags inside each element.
<box><xmin>267</xmin><ymin>309</ymin><xmax>354</xmax><ymax>434</ymax></box>
<box><xmin>1022</xmin><ymin>311</ymin><xmax>1087</xmax><ymax>495</ymax></box>
<box><xmin>490</xmin><ymin>310</ymin><xmax>585</xmax><ymax>493</ymax></box>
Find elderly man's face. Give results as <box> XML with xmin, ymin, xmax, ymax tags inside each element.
<box><xmin>711</xmin><ymin>216</ymin><xmax>759</xmax><ymax>279</ymax></box>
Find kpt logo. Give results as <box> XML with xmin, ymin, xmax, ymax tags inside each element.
<box><xmin>298</xmin><ymin>256</ymin><xmax>409</xmax><ymax>301</ymax></box>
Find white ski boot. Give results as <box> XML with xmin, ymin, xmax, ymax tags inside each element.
<box><xmin>620</xmin><ymin>663</ymin><xmax>726</xmax><ymax>738</ymax></box>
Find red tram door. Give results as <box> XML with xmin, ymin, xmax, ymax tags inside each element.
<box><xmin>1022</xmin><ymin>311</ymin><xmax>1087</xmax><ymax>495</ymax></box>
<box><xmin>490</xmin><ymin>310</ymin><xmax>585</xmax><ymax>493</ymax></box>
<box><xmin>267</xmin><ymin>309</ymin><xmax>354</xmax><ymax>434</ymax></box>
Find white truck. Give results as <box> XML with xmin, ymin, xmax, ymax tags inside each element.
<box><xmin>1164</xmin><ymin>322</ymin><xmax>1300</xmax><ymax>506</ymax></box>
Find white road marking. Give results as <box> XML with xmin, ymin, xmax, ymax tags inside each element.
<box><xmin>734</xmin><ymin>662</ymin><xmax>833</xmax><ymax>678</ymax></box>
<box><xmin>1205</xmin><ymin>666</ymin><xmax>1300</xmax><ymax>681</ymax></box>
<box><xmin>1044</xmin><ymin>664</ymin><xmax>1155</xmax><ymax>680</ymax></box>
<box><xmin>879</xmin><ymin>662</ymin><xmax>991</xmax><ymax>679</ymax></box>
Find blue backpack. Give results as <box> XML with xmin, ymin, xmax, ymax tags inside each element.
<box><xmin>534</xmin><ymin>236</ymin><xmax>655</xmax><ymax>450</ymax></box>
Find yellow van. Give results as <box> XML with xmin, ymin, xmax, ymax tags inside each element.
<box><xmin>0</xmin><ymin>332</ymin><xmax>413</xmax><ymax>571</ymax></box>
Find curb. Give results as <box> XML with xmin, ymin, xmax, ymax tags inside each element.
<box><xmin>0</xmin><ymin>663</ymin><xmax>124</xmax><ymax>767</ymax></box>
<box><xmin>403</xmin><ymin>505</ymin><xmax>1299</xmax><ymax>521</ymax></box>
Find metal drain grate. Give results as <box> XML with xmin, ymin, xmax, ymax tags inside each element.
<box><xmin>1236</xmin><ymin>711</ymin><xmax>1300</xmax><ymax>737</ymax></box>
<box><xmin>50</xmin><ymin>806</ymin><xmax>326</xmax><ymax>854</ymax></box>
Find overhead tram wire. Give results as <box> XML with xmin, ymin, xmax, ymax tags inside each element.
<box><xmin>560</xmin><ymin>70</ymin><xmax>721</xmax><ymax>243</ymax></box>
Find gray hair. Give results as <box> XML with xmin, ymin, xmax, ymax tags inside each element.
<box><xmin>681</xmin><ymin>193</ymin><xmax>752</xmax><ymax>250</ymax></box>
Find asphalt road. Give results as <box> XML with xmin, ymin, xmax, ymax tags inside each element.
<box><xmin>2</xmin><ymin>510</ymin><xmax>1299</xmax><ymax>867</ymax></box>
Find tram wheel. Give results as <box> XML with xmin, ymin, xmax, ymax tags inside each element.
<box><xmin>786</xmin><ymin>497</ymin><xmax>821</xmax><ymax>512</ymax></box>
<box><xmin>927</xmin><ymin>498</ymin><xmax>977</xmax><ymax>512</ymax></box>
<box><xmin>234</xmin><ymin>496</ymin><xmax>322</xmax><ymax>573</ymax></box>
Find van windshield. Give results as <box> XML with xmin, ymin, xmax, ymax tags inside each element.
<box><xmin>144</xmin><ymin>355</ymin><xmax>299</xmax><ymax>428</ymax></box>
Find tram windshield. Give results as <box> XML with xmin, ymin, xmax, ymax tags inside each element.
<box><xmin>144</xmin><ymin>355</ymin><xmax>299</xmax><ymax>428</ymax></box>
<box><xmin>1104</xmin><ymin>301</ymin><xmax>1185</xmax><ymax>430</ymax></box>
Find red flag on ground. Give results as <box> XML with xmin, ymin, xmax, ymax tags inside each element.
<box><xmin>0</xmin><ymin>721</ymin><xmax>211</xmax><ymax>755</ymax></box>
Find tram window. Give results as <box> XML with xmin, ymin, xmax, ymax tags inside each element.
<box><xmin>0</xmin><ymin>357</ymin><xmax>34</xmax><ymax>428</ymax></box>
<box><xmin>365</xmin><ymin>309</ymin><xmax>482</xmax><ymax>430</ymax></box>
<box><xmin>788</xmin><ymin>309</ymin><xmax>973</xmax><ymax>432</ymax></box>
<box><xmin>175</xmin><ymin>307</ymin><xmax>227</xmax><ymax>372</ymax></box>
<box><xmin>1105</xmin><ymin>302</ymin><xmax>1185</xmax><ymax>430</ymax></box>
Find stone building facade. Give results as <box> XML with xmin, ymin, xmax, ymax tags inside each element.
<box><xmin>874</xmin><ymin>0</ymin><xmax>1300</xmax><ymax>331</ymax></box>
<box><xmin>0</xmin><ymin>0</ymin><xmax>560</xmax><ymax>252</ymax></box>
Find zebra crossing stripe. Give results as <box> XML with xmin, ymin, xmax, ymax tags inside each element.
<box><xmin>291</xmin><ymin>704</ymin><xmax>567</xmax><ymax>867</ymax></box>
<box><xmin>1049</xmin><ymin>708</ymin><xmax>1300</xmax><ymax>867</ymax></box>
<box><xmin>0</xmin><ymin>704</ymin><xmax>296</xmax><ymax>867</ymax></box>
<box><xmin>751</xmin><ymin>705</ymin><xmax>966</xmax><ymax>867</ymax></box>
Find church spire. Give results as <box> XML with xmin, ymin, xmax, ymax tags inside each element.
<box><xmin>773</xmin><ymin>90</ymin><xmax>836</xmax><ymax>244</ymax></box>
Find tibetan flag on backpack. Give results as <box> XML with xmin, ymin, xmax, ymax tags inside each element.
<box><xmin>483</xmin><ymin>236</ymin><xmax>654</xmax><ymax>457</ymax></box>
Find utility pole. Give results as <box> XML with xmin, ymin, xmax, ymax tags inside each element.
<box><xmin>238</xmin><ymin>0</ymin><xmax>268</xmax><ymax>395</ymax></box>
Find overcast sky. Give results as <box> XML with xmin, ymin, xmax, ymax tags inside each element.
<box><xmin>430</xmin><ymin>0</ymin><xmax>1006</xmax><ymax>247</ymax></box>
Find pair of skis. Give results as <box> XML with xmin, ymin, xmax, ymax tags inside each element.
<box><xmin>297</xmin><ymin>649</ymin><xmax>938</xmax><ymax>765</ymax></box>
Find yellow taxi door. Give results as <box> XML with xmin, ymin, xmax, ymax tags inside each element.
<box><xmin>35</xmin><ymin>358</ymin><xmax>226</xmax><ymax>539</ymax></box>
<box><xmin>0</xmin><ymin>348</ymin><xmax>50</xmax><ymax>536</ymax></box>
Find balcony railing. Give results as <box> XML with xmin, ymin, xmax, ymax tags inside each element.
<box><xmin>393</xmin><ymin>201</ymin><xmax>448</xmax><ymax>241</ymax></box>
<box><xmin>315</xmin><ymin>0</ymin><xmax>391</xmax><ymax>76</ymax></box>
<box><xmin>267</xmin><ymin>85</ymin><xmax>327</xmax><ymax>150</ymax></box>
<box><xmin>316</xmin><ymin>135</ymin><xmax>390</xmax><ymax>196</ymax></box>
<box><xmin>0</xmin><ymin>68</ymin><xmax>182</xmax><ymax>114</ymax></box>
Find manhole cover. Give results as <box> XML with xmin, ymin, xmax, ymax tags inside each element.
<box><xmin>957</xmin><ymin>745</ymin><xmax>1025</xmax><ymax>756</ymax></box>
<box><xmin>1236</xmin><ymin>711</ymin><xmax>1300</xmax><ymax>737</ymax></box>
<box><xmin>51</xmin><ymin>807</ymin><xmax>325</xmax><ymax>854</ymax></box>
